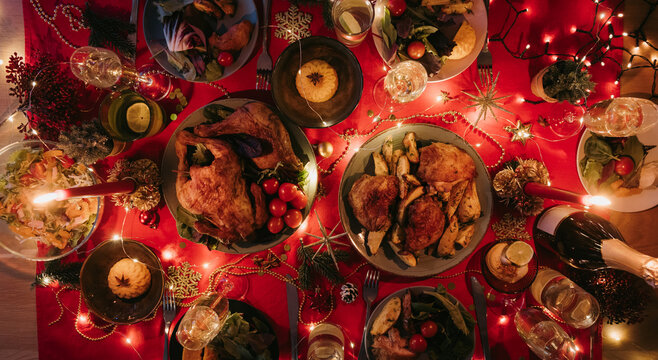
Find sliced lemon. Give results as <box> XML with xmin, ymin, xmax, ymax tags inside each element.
<box><xmin>504</xmin><ymin>241</ymin><xmax>534</xmax><ymax>267</ymax></box>
<box><xmin>339</xmin><ymin>12</ymin><xmax>361</xmax><ymax>35</ymax></box>
<box><xmin>126</xmin><ymin>102</ymin><xmax>151</xmax><ymax>133</ymax></box>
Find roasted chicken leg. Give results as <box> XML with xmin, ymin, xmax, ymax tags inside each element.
<box><xmin>417</xmin><ymin>142</ymin><xmax>476</xmax><ymax>192</ymax></box>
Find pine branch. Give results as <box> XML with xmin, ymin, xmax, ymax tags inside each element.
<box><xmin>83</xmin><ymin>3</ymin><xmax>136</xmax><ymax>59</ymax></box>
<box><xmin>289</xmin><ymin>0</ymin><xmax>333</xmax><ymax>29</ymax></box>
<box><xmin>33</xmin><ymin>260</ymin><xmax>82</xmax><ymax>288</ymax></box>
<box><xmin>296</xmin><ymin>241</ymin><xmax>349</xmax><ymax>290</ymax></box>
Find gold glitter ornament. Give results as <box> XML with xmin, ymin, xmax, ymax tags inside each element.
<box><xmin>108</xmin><ymin>158</ymin><xmax>162</xmax><ymax>211</ymax></box>
<box><xmin>316</xmin><ymin>141</ymin><xmax>333</xmax><ymax>158</ymax></box>
<box><xmin>493</xmin><ymin>158</ymin><xmax>550</xmax><ymax>216</ymax></box>
<box><xmin>131</xmin><ymin>184</ymin><xmax>161</xmax><ymax>211</ymax></box>
<box><xmin>167</xmin><ymin>262</ymin><xmax>202</xmax><ymax>298</ymax></box>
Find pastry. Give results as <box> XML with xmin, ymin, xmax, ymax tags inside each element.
<box><xmin>107</xmin><ymin>258</ymin><xmax>152</xmax><ymax>299</ymax></box>
<box><xmin>295</xmin><ymin>59</ymin><xmax>339</xmax><ymax>103</ymax></box>
<box><xmin>447</xmin><ymin>21</ymin><xmax>476</xmax><ymax>60</ymax></box>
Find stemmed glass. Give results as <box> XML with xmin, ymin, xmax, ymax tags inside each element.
<box><xmin>546</xmin><ymin>102</ymin><xmax>585</xmax><ymax>139</ymax></box>
<box><xmin>479</xmin><ymin>239</ymin><xmax>538</xmax><ymax>317</ymax></box>
<box><xmin>70</xmin><ymin>46</ymin><xmax>171</xmax><ymax>100</ymax></box>
<box><xmin>372</xmin><ymin>60</ymin><xmax>428</xmax><ymax>113</ymax></box>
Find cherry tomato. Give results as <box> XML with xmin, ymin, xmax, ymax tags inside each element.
<box><xmin>217</xmin><ymin>52</ymin><xmax>234</xmax><ymax>67</ymax></box>
<box><xmin>408</xmin><ymin>334</ymin><xmax>427</xmax><ymax>353</ymax></box>
<box><xmin>290</xmin><ymin>190</ymin><xmax>308</xmax><ymax>210</ymax></box>
<box><xmin>278</xmin><ymin>183</ymin><xmax>299</xmax><ymax>202</ymax></box>
<box><xmin>614</xmin><ymin>156</ymin><xmax>634</xmax><ymax>176</ymax></box>
<box><xmin>262</xmin><ymin>178</ymin><xmax>280</xmax><ymax>195</ymax></box>
<box><xmin>283</xmin><ymin>209</ymin><xmax>303</xmax><ymax>228</ymax></box>
<box><xmin>269</xmin><ymin>198</ymin><xmax>288</xmax><ymax>217</ymax></box>
<box><xmin>267</xmin><ymin>217</ymin><xmax>284</xmax><ymax>233</ymax></box>
<box><xmin>387</xmin><ymin>0</ymin><xmax>407</xmax><ymax>17</ymax></box>
<box><xmin>420</xmin><ymin>320</ymin><xmax>438</xmax><ymax>338</ymax></box>
<box><xmin>407</xmin><ymin>41</ymin><xmax>426</xmax><ymax>60</ymax></box>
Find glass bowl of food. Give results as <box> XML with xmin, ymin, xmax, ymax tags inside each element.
<box><xmin>0</xmin><ymin>140</ymin><xmax>103</xmax><ymax>261</ymax></box>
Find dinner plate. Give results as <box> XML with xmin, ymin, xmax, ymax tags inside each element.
<box><xmin>162</xmin><ymin>98</ymin><xmax>318</xmax><ymax>253</ymax></box>
<box><xmin>338</xmin><ymin>123</ymin><xmax>492</xmax><ymax>277</ymax></box>
<box><xmin>364</xmin><ymin>286</ymin><xmax>474</xmax><ymax>360</ymax></box>
<box><xmin>143</xmin><ymin>0</ymin><xmax>259</xmax><ymax>82</ymax></box>
<box><xmin>80</xmin><ymin>239</ymin><xmax>165</xmax><ymax>324</ymax></box>
<box><xmin>576</xmin><ymin>125</ymin><xmax>658</xmax><ymax>212</ymax></box>
<box><xmin>168</xmin><ymin>299</ymin><xmax>279</xmax><ymax>359</ymax></box>
<box><xmin>371</xmin><ymin>0</ymin><xmax>488</xmax><ymax>82</ymax></box>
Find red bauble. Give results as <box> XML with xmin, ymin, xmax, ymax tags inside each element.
<box><xmin>139</xmin><ymin>210</ymin><xmax>159</xmax><ymax>229</ymax></box>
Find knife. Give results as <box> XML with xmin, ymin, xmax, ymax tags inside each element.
<box><xmin>470</xmin><ymin>277</ymin><xmax>492</xmax><ymax>360</ymax></box>
<box><xmin>128</xmin><ymin>0</ymin><xmax>139</xmax><ymax>61</ymax></box>
<box><xmin>286</xmin><ymin>275</ymin><xmax>299</xmax><ymax>359</ymax></box>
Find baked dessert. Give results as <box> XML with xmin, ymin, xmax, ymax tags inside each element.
<box><xmin>107</xmin><ymin>258</ymin><xmax>152</xmax><ymax>299</ymax></box>
<box><xmin>447</xmin><ymin>21</ymin><xmax>476</xmax><ymax>60</ymax></box>
<box><xmin>295</xmin><ymin>59</ymin><xmax>339</xmax><ymax>103</ymax></box>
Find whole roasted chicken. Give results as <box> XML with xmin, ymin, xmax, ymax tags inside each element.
<box><xmin>175</xmin><ymin>130</ymin><xmax>266</xmax><ymax>243</ymax></box>
<box><xmin>194</xmin><ymin>102</ymin><xmax>303</xmax><ymax>171</ymax></box>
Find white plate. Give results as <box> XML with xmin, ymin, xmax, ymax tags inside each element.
<box><xmin>338</xmin><ymin>124</ymin><xmax>492</xmax><ymax>277</ymax></box>
<box><xmin>143</xmin><ymin>0</ymin><xmax>259</xmax><ymax>82</ymax></box>
<box><xmin>576</xmin><ymin>125</ymin><xmax>658</xmax><ymax>212</ymax></box>
<box><xmin>371</xmin><ymin>0</ymin><xmax>487</xmax><ymax>82</ymax></box>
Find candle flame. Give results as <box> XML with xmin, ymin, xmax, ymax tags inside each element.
<box><xmin>33</xmin><ymin>192</ymin><xmax>60</xmax><ymax>204</ymax></box>
<box><xmin>583</xmin><ymin>195</ymin><xmax>611</xmax><ymax>207</ymax></box>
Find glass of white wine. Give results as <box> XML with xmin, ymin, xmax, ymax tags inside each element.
<box><xmin>372</xmin><ymin>60</ymin><xmax>428</xmax><ymax>113</ymax></box>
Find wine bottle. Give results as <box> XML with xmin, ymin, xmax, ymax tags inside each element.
<box><xmin>533</xmin><ymin>205</ymin><xmax>658</xmax><ymax>288</ymax></box>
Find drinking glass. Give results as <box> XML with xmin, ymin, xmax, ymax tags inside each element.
<box><xmin>515</xmin><ymin>308</ymin><xmax>578</xmax><ymax>360</ymax></box>
<box><xmin>176</xmin><ymin>292</ymin><xmax>230</xmax><ymax>351</ymax></box>
<box><xmin>583</xmin><ymin>97</ymin><xmax>658</xmax><ymax>137</ymax></box>
<box><xmin>332</xmin><ymin>0</ymin><xmax>374</xmax><ymax>47</ymax></box>
<box><xmin>307</xmin><ymin>323</ymin><xmax>345</xmax><ymax>360</ymax></box>
<box><xmin>480</xmin><ymin>239</ymin><xmax>538</xmax><ymax>316</ymax></box>
<box><xmin>99</xmin><ymin>89</ymin><xmax>166</xmax><ymax>141</ymax></box>
<box><xmin>546</xmin><ymin>103</ymin><xmax>585</xmax><ymax>139</ymax></box>
<box><xmin>372</xmin><ymin>60</ymin><xmax>428</xmax><ymax>112</ymax></box>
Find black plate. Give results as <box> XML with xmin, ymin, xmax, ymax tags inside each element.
<box><xmin>80</xmin><ymin>239</ymin><xmax>165</xmax><ymax>324</ymax></box>
<box><xmin>169</xmin><ymin>299</ymin><xmax>279</xmax><ymax>359</ymax></box>
<box><xmin>271</xmin><ymin>36</ymin><xmax>363</xmax><ymax>128</ymax></box>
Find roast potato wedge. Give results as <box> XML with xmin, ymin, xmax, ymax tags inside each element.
<box><xmin>370</xmin><ymin>297</ymin><xmax>402</xmax><ymax>336</ymax></box>
<box><xmin>373</xmin><ymin>152</ymin><xmax>389</xmax><ymax>176</ymax></box>
<box><xmin>457</xmin><ymin>180</ymin><xmax>480</xmax><ymax>223</ymax></box>
<box><xmin>403</xmin><ymin>132</ymin><xmax>419</xmax><ymax>163</ymax></box>
<box><xmin>455</xmin><ymin>224</ymin><xmax>475</xmax><ymax>248</ymax></box>
<box><xmin>367</xmin><ymin>230</ymin><xmax>386</xmax><ymax>255</ymax></box>
<box><xmin>436</xmin><ymin>215</ymin><xmax>459</xmax><ymax>257</ymax></box>
<box><xmin>446</xmin><ymin>180</ymin><xmax>469</xmax><ymax>218</ymax></box>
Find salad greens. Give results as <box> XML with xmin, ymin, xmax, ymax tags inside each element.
<box><xmin>209</xmin><ymin>312</ymin><xmax>276</xmax><ymax>360</ymax></box>
<box><xmin>0</xmin><ymin>148</ymin><xmax>97</xmax><ymax>250</ymax></box>
<box><xmin>580</xmin><ymin>134</ymin><xmax>652</xmax><ymax>193</ymax></box>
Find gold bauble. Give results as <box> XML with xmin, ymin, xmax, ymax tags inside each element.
<box><xmin>317</xmin><ymin>141</ymin><xmax>334</xmax><ymax>158</ymax></box>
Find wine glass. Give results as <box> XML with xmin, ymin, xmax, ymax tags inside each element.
<box><xmin>479</xmin><ymin>239</ymin><xmax>538</xmax><ymax>317</ymax></box>
<box><xmin>372</xmin><ymin>60</ymin><xmax>428</xmax><ymax>113</ymax></box>
<box><xmin>175</xmin><ymin>291</ymin><xmax>230</xmax><ymax>350</ymax></box>
<box><xmin>70</xmin><ymin>47</ymin><xmax>170</xmax><ymax>100</ymax></box>
<box><xmin>546</xmin><ymin>102</ymin><xmax>586</xmax><ymax>139</ymax></box>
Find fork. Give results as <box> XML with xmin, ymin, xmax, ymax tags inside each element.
<box><xmin>256</xmin><ymin>0</ymin><xmax>272</xmax><ymax>90</ymax></box>
<box><xmin>162</xmin><ymin>288</ymin><xmax>177</xmax><ymax>360</ymax></box>
<box><xmin>477</xmin><ymin>0</ymin><xmax>492</xmax><ymax>87</ymax></box>
<box><xmin>357</xmin><ymin>270</ymin><xmax>380</xmax><ymax>360</ymax></box>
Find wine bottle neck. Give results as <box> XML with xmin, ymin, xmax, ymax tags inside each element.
<box><xmin>601</xmin><ymin>239</ymin><xmax>658</xmax><ymax>288</ymax></box>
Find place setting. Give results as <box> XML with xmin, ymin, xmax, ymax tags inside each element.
<box><xmin>1</xmin><ymin>0</ymin><xmax>658</xmax><ymax>359</ymax></box>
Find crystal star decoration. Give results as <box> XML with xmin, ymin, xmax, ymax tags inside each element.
<box><xmin>274</xmin><ymin>5</ymin><xmax>312</xmax><ymax>43</ymax></box>
<box><xmin>167</xmin><ymin>262</ymin><xmax>202</xmax><ymax>298</ymax></box>
<box><xmin>304</xmin><ymin>210</ymin><xmax>349</xmax><ymax>270</ymax></box>
<box><xmin>504</xmin><ymin>121</ymin><xmax>534</xmax><ymax>145</ymax></box>
<box><xmin>462</xmin><ymin>72</ymin><xmax>513</xmax><ymax>126</ymax></box>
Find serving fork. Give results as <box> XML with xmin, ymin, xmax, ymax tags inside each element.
<box><xmin>477</xmin><ymin>0</ymin><xmax>492</xmax><ymax>87</ymax></box>
<box><xmin>162</xmin><ymin>288</ymin><xmax>177</xmax><ymax>360</ymax></box>
<box><xmin>357</xmin><ymin>270</ymin><xmax>380</xmax><ymax>360</ymax></box>
<box><xmin>256</xmin><ymin>0</ymin><xmax>272</xmax><ymax>90</ymax></box>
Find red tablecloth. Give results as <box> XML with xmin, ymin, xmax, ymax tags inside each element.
<box><xmin>23</xmin><ymin>0</ymin><xmax>623</xmax><ymax>359</ymax></box>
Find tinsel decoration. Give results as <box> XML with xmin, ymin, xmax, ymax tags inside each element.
<box><xmin>5</xmin><ymin>52</ymin><xmax>84</xmax><ymax>140</ymax></box>
<box><xmin>568</xmin><ymin>267</ymin><xmax>652</xmax><ymax>325</ymax></box>
<box><xmin>107</xmin><ymin>159</ymin><xmax>162</xmax><ymax>211</ymax></box>
<box><xmin>83</xmin><ymin>3</ymin><xmax>136</xmax><ymax>59</ymax></box>
<box><xmin>493</xmin><ymin>158</ymin><xmax>549</xmax><ymax>216</ymax></box>
<box><xmin>340</xmin><ymin>282</ymin><xmax>358</xmax><ymax>304</ymax></box>
<box><xmin>297</xmin><ymin>238</ymin><xmax>350</xmax><ymax>290</ymax></box>
<box><xmin>57</xmin><ymin>119</ymin><xmax>113</xmax><ymax>165</ymax></box>
<box><xmin>33</xmin><ymin>260</ymin><xmax>82</xmax><ymax>289</ymax></box>
<box><xmin>309</xmin><ymin>286</ymin><xmax>332</xmax><ymax>313</ymax></box>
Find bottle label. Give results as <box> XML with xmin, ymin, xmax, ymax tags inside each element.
<box><xmin>536</xmin><ymin>206</ymin><xmax>579</xmax><ymax>236</ymax></box>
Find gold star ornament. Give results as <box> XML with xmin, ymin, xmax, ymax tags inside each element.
<box><xmin>505</xmin><ymin>121</ymin><xmax>534</xmax><ymax>145</ymax></box>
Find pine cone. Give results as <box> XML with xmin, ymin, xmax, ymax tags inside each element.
<box><xmin>131</xmin><ymin>184</ymin><xmax>161</xmax><ymax>211</ymax></box>
<box><xmin>340</xmin><ymin>282</ymin><xmax>359</xmax><ymax>304</ymax></box>
<box><xmin>518</xmin><ymin>196</ymin><xmax>544</xmax><ymax>216</ymax></box>
<box><xmin>493</xmin><ymin>169</ymin><xmax>519</xmax><ymax>198</ymax></box>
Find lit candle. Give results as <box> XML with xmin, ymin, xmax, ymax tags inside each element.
<box><xmin>524</xmin><ymin>182</ymin><xmax>610</xmax><ymax>207</ymax></box>
<box><xmin>33</xmin><ymin>179</ymin><xmax>136</xmax><ymax>204</ymax></box>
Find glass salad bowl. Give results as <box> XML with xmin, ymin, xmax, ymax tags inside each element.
<box><xmin>0</xmin><ymin>140</ymin><xmax>103</xmax><ymax>261</ymax></box>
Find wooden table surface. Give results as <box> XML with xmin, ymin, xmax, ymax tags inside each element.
<box><xmin>0</xmin><ymin>1</ymin><xmax>656</xmax><ymax>359</ymax></box>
